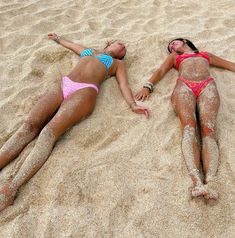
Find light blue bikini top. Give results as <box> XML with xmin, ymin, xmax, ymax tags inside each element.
<box><xmin>80</xmin><ymin>48</ymin><xmax>113</xmax><ymax>70</ymax></box>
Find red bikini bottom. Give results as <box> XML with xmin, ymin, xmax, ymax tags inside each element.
<box><xmin>178</xmin><ymin>76</ymin><xmax>214</xmax><ymax>98</ymax></box>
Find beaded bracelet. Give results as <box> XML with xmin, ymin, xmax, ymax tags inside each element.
<box><xmin>143</xmin><ymin>82</ymin><xmax>153</xmax><ymax>93</ymax></box>
<box><xmin>143</xmin><ymin>86</ymin><xmax>151</xmax><ymax>93</ymax></box>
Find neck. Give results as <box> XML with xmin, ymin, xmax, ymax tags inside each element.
<box><xmin>183</xmin><ymin>45</ymin><xmax>193</xmax><ymax>52</ymax></box>
<box><xmin>105</xmin><ymin>49</ymin><xmax>115</xmax><ymax>57</ymax></box>
<box><xmin>176</xmin><ymin>45</ymin><xmax>194</xmax><ymax>54</ymax></box>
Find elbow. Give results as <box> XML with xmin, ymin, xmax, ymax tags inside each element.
<box><xmin>231</xmin><ymin>64</ymin><xmax>235</xmax><ymax>72</ymax></box>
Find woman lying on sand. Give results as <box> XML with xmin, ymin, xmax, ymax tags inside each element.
<box><xmin>0</xmin><ymin>33</ymin><xmax>149</xmax><ymax>212</ymax></box>
<box><xmin>135</xmin><ymin>38</ymin><xmax>235</xmax><ymax>199</ymax></box>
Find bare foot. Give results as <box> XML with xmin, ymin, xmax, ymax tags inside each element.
<box><xmin>191</xmin><ymin>183</ymin><xmax>208</xmax><ymax>198</ymax></box>
<box><xmin>0</xmin><ymin>182</ymin><xmax>17</xmax><ymax>212</ymax></box>
<box><xmin>204</xmin><ymin>179</ymin><xmax>219</xmax><ymax>200</ymax></box>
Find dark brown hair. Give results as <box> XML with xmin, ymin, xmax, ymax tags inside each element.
<box><xmin>167</xmin><ymin>38</ymin><xmax>199</xmax><ymax>54</ymax></box>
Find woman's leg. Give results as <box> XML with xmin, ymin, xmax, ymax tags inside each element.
<box><xmin>0</xmin><ymin>88</ymin><xmax>97</xmax><ymax>212</ymax></box>
<box><xmin>171</xmin><ymin>80</ymin><xmax>206</xmax><ymax>197</ymax></box>
<box><xmin>197</xmin><ymin>82</ymin><xmax>220</xmax><ymax>199</ymax></box>
<box><xmin>0</xmin><ymin>89</ymin><xmax>63</xmax><ymax>169</ymax></box>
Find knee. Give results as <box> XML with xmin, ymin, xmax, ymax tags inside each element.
<box><xmin>183</xmin><ymin>124</ymin><xmax>196</xmax><ymax>133</ymax></box>
<box><xmin>201</xmin><ymin>122</ymin><xmax>216</xmax><ymax>137</ymax></box>
<box><xmin>38</xmin><ymin>126</ymin><xmax>56</xmax><ymax>144</ymax></box>
<box><xmin>43</xmin><ymin>123</ymin><xmax>63</xmax><ymax>142</ymax></box>
<box><xmin>22</xmin><ymin>120</ymin><xmax>41</xmax><ymax>134</ymax></box>
<box><xmin>182</xmin><ymin>118</ymin><xmax>196</xmax><ymax>130</ymax></box>
<box><xmin>182</xmin><ymin>124</ymin><xmax>196</xmax><ymax>139</ymax></box>
<box><xmin>181</xmin><ymin>125</ymin><xmax>197</xmax><ymax>151</ymax></box>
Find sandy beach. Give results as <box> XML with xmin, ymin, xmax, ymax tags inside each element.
<box><xmin>0</xmin><ymin>0</ymin><xmax>235</xmax><ymax>237</ymax></box>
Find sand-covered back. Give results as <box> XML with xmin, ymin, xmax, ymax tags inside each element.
<box><xmin>0</xmin><ymin>0</ymin><xmax>235</xmax><ymax>237</ymax></box>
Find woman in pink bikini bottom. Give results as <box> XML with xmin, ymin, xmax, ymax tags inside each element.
<box><xmin>135</xmin><ymin>38</ymin><xmax>235</xmax><ymax>200</ymax></box>
<box><xmin>0</xmin><ymin>33</ymin><xmax>150</xmax><ymax>212</ymax></box>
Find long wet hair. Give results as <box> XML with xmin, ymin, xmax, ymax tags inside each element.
<box><xmin>167</xmin><ymin>38</ymin><xmax>199</xmax><ymax>54</ymax></box>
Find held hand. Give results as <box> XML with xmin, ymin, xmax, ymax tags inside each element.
<box><xmin>135</xmin><ymin>88</ymin><xmax>150</xmax><ymax>101</ymax></box>
<box><xmin>48</xmin><ymin>33</ymin><xmax>57</xmax><ymax>40</ymax></box>
<box><xmin>131</xmin><ymin>103</ymin><xmax>150</xmax><ymax>118</ymax></box>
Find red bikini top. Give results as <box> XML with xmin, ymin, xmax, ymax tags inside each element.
<box><xmin>175</xmin><ymin>51</ymin><xmax>210</xmax><ymax>70</ymax></box>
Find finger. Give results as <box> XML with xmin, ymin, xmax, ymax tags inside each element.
<box><xmin>137</xmin><ymin>93</ymin><xmax>144</xmax><ymax>100</ymax></box>
<box><xmin>145</xmin><ymin>108</ymin><xmax>150</xmax><ymax>118</ymax></box>
<box><xmin>141</xmin><ymin>95</ymin><xmax>146</xmax><ymax>101</ymax></box>
<box><xmin>135</xmin><ymin>94</ymin><xmax>142</xmax><ymax>101</ymax></box>
<box><xmin>135</xmin><ymin>93</ymin><xmax>140</xmax><ymax>100</ymax></box>
<box><xmin>144</xmin><ymin>110</ymin><xmax>149</xmax><ymax>118</ymax></box>
<box><xmin>138</xmin><ymin>108</ymin><xmax>149</xmax><ymax>118</ymax></box>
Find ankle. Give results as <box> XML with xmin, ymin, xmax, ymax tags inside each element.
<box><xmin>189</xmin><ymin>169</ymin><xmax>203</xmax><ymax>185</ymax></box>
<box><xmin>6</xmin><ymin>178</ymin><xmax>18</xmax><ymax>194</ymax></box>
<box><xmin>205</xmin><ymin>175</ymin><xmax>217</xmax><ymax>184</ymax></box>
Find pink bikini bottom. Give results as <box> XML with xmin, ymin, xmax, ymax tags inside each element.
<box><xmin>178</xmin><ymin>76</ymin><xmax>214</xmax><ymax>98</ymax></box>
<box><xmin>62</xmin><ymin>76</ymin><xmax>99</xmax><ymax>99</ymax></box>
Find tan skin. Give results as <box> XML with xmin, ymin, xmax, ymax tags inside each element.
<box><xmin>0</xmin><ymin>33</ymin><xmax>149</xmax><ymax>212</ymax></box>
<box><xmin>135</xmin><ymin>39</ymin><xmax>235</xmax><ymax>199</ymax></box>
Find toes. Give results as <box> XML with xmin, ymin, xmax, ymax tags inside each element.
<box><xmin>204</xmin><ymin>180</ymin><xmax>219</xmax><ymax>200</ymax></box>
<box><xmin>0</xmin><ymin>193</ymin><xmax>8</xmax><ymax>212</ymax></box>
<box><xmin>191</xmin><ymin>185</ymin><xmax>208</xmax><ymax>198</ymax></box>
<box><xmin>0</xmin><ymin>184</ymin><xmax>16</xmax><ymax>212</ymax></box>
<box><xmin>204</xmin><ymin>188</ymin><xmax>219</xmax><ymax>200</ymax></box>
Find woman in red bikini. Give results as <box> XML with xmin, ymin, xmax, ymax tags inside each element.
<box><xmin>135</xmin><ymin>38</ymin><xmax>235</xmax><ymax>199</ymax></box>
<box><xmin>0</xmin><ymin>33</ymin><xmax>149</xmax><ymax>212</ymax></box>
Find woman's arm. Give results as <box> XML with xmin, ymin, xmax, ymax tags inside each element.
<box><xmin>208</xmin><ymin>52</ymin><xmax>235</xmax><ymax>72</ymax></box>
<box><xmin>135</xmin><ymin>53</ymin><xmax>175</xmax><ymax>101</ymax></box>
<box><xmin>48</xmin><ymin>33</ymin><xmax>86</xmax><ymax>55</ymax></box>
<box><xmin>115</xmin><ymin>60</ymin><xmax>150</xmax><ymax>118</ymax></box>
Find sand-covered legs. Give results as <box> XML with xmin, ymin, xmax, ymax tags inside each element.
<box><xmin>198</xmin><ymin>82</ymin><xmax>220</xmax><ymax>199</ymax></box>
<box><xmin>171</xmin><ymin>80</ymin><xmax>207</xmax><ymax>198</ymax></box>
<box><xmin>0</xmin><ymin>88</ymin><xmax>97</xmax><ymax>212</ymax></box>
<box><xmin>0</xmin><ymin>90</ymin><xmax>63</xmax><ymax>169</ymax></box>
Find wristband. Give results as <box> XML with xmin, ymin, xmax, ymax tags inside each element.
<box><xmin>143</xmin><ymin>85</ymin><xmax>152</xmax><ymax>93</ymax></box>
<box><xmin>143</xmin><ymin>82</ymin><xmax>153</xmax><ymax>93</ymax></box>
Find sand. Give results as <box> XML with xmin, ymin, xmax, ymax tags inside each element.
<box><xmin>0</xmin><ymin>0</ymin><xmax>235</xmax><ymax>237</ymax></box>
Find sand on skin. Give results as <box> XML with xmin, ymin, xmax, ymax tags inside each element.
<box><xmin>0</xmin><ymin>0</ymin><xmax>235</xmax><ymax>237</ymax></box>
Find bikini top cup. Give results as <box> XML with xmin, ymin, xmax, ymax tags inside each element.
<box><xmin>175</xmin><ymin>51</ymin><xmax>210</xmax><ymax>70</ymax></box>
<box><xmin>80</xmin><ymin>48</ymin><xmax>113</xmax><ymax>70</ymax></box>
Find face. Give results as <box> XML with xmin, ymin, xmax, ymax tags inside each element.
<box><xmin>106</xmin><ymin>41</ymin><xmax>126</xmax><ymax>59</ymax></box>
<box><xmin>168</xmin><ymin>40</ymin><xmax>184</xmax><ymax>53</ymax></box>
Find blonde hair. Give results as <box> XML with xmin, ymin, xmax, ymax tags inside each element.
<box><xmin>104</xmin><ymin>40</ymin><xmax>126</xmax><ymax>60</ymax></box>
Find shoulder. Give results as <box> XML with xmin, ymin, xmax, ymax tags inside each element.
<box><xmin>164</xmin><ymin>52</ymin><xmax>177</xmax><ymax>63</ymax></box>
<box><xmin>112</xmin><ymin>58</ymin><xmax>124</xmax><ymax>68</ymax></box>
<box><xmin>169</xmin><ymin>52</ymin><xmax>177</xmax><ymax>60</ymax></box>
<box><xmin>205</xmin><ymin>52</ymin><xmax>214</xmax><ymax>57</ymax></box>
<box><xmin>109</xmin><ymin>59</ymin><xmax>125</xmax><ymax>76</ymax></box>
<box><xmin>200</xmin><ymin>51</ymin><xmax>211</xmax><ymax>57</ymax></box>
<box><xmin>160</xmin><ymin>53</ymin><xmax>175</xmax><ymax>68</ymax></box>
<box><xmin>205</xmin><ymin>52</ymin><xmax>216</xmax><ymax>62</ymax></box>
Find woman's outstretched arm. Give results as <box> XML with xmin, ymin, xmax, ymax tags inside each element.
<box><xmin>135</xmin><ymin>53</ymin><xmax>175</xmax><ymax>101</ymax></box>
<box><xmin>115</xmin><ymin>60</ymin><xmax>150</xmax><ymax>118</ymax></box>
<box><xmin>48</xmin><ymin>33</ymin><xmax>86</xmax><ymax>55</ymax></box>
<box><xmin>208</xmin><ymin>53</ymin><xmax>235</xmax><ymax>72</ymax></box>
